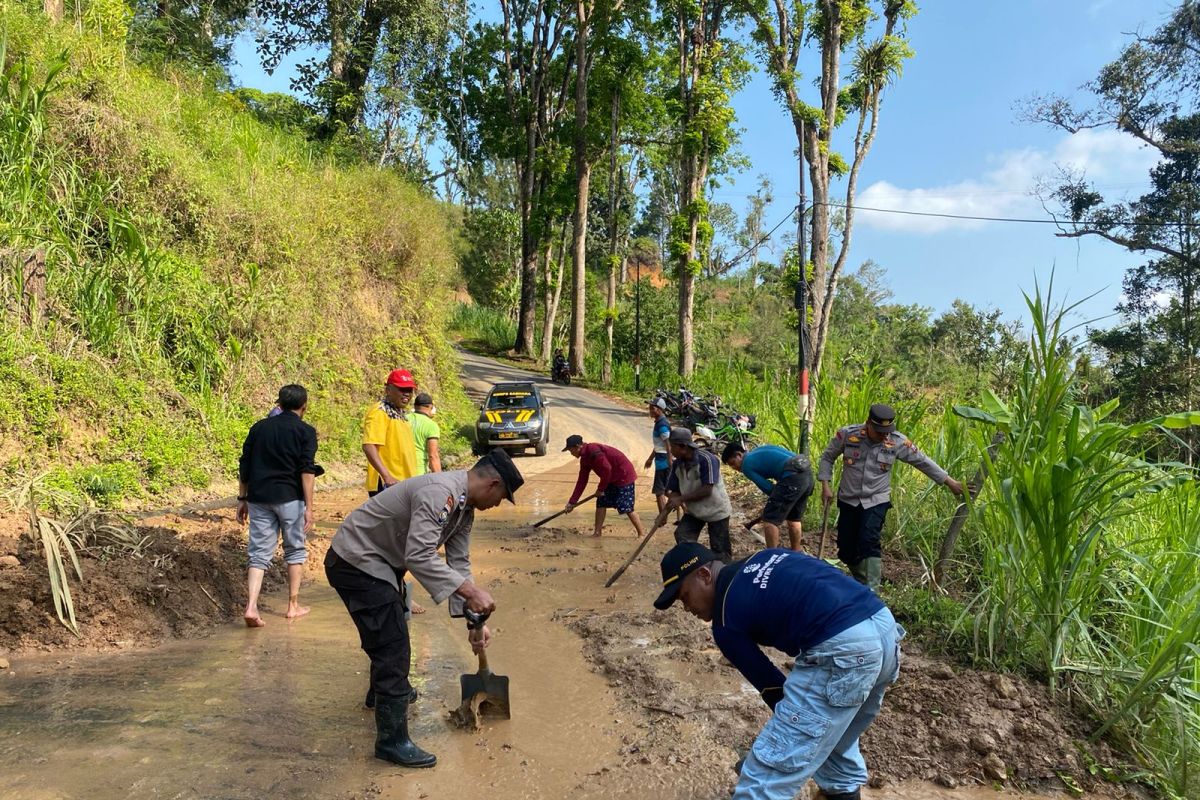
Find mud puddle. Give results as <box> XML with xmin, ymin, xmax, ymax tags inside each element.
<box><xmin>0</xmin><ymin>463</ymin><xmax>1123</xmax><ymax>798</ymax></box>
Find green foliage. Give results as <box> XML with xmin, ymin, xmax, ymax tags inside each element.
<box><xmin>448</xmin><ymin>303</ymin><xmax>517</xmax><ymax>355</ymax></box>
<box><xmin>953</xmin><ymin>284</ymin><xmax>1200</xmax><ymax>799</ymax></box>
<box><xmin>459</xmin><ymin>206</ymin><xmax>522</xmax><ymax>313</ymax></box>
<box><xmin>0</xmin><ymin>8</ymin><xmax>468</xmax><ymax>502</ymax></box>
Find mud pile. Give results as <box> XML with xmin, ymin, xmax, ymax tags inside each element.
<box><xmin>569</xmin><ymin>607</ymin><xmax>1141</xmax><ymax>798</ymax></box>
<box><xmin>0</xmin><ymin>510</ymin><xmax>328</xmax><ymax>653</ymax></box>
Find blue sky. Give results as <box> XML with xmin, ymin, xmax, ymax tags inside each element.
<box><xmin>230</xmin><ymin>0</ymin><xmax>1178</xmax><ymax>326</ymax></box>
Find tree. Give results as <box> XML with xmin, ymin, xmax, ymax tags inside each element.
<box><xmin>1030</xmin><ymin>1</ymin><xmax>1200</xmax><ymax>462</ymax></box>
<box><xmin>127</xmin><ymin>1</ymin><xmax>251</xmax><ymax>68</ymax></box>
<box><xmin>740</xmin><ymin>0</ymin><xmax>916</xmax><ymax>414</ymax></box>
<box><xmin>254</xmin><ymin>0</ymin><xmax>458</xmax><ymax>138</ymax></box>
<box><xmin>660</xmin><ymin>0</ymin><xmax>749</xmax><ymax>376</ymax></box>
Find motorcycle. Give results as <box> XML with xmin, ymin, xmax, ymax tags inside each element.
<box><xmin>551</xmin><ymin>359</ymin><xmax>572</xmax><ymax>385</ymax></box>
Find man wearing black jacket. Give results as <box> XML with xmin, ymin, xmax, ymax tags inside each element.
<box><xmin>237</xmin><ymin>384</ymin><xmax>320</xmax><ymax>627</ymax></box>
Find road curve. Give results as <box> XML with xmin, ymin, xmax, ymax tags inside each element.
<box><xmin>456</xmin><ymin>349</ymin><xmax>650</xmax><ymax>479</ymax></box>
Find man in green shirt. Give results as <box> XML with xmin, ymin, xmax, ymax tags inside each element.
<box><xmin>411</xmin><ymin>392</ymin><xmax>442</xmax><ymax>475</ymax></box>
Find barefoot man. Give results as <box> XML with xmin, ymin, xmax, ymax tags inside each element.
<box><xmin>562</xmin><ymin>435</ymin><xmax>647</xmax><ymax>538</ymax></box>
<box><xmin>237</xmin><ymin>384</ymin><xmax>320</xmax><ymax>626</ymax></box>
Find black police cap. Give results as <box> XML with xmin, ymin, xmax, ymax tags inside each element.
<box><xmin>476</xmin><ymin>448</ymin><xmax>524</xmax><ymax>503</ymax></box>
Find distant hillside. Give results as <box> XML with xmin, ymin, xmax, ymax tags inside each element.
<box><xmin>0</xmin><ymin>8</ymin><xmax>468</xmax><ymax>504</ymax></box>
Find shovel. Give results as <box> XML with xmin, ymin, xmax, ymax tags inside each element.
<box><xmin>604</xmin><ymin>516</ymin><xmax>667</xmax><ymax>588</ymax></box>
<box><xmin>452</xmin><ymin>610</ymin><xmax>510</xmax><ymax>729</ymax></box>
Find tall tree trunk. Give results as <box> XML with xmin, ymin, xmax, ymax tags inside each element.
<box><xmin>540</xmin><ymin>222</ymin><xmax>570</xmax><ymax>363</ymax></box>
<box><xmin>568</xmin><ymin>1</ymin><xmax>593</xmax><ymax>377</ymax></box>
<box><xmin>514</xmin><ymin>133</ymin><xmax>539</xmax><ymax>354</ymax></box>
<box><xmin>329</xmin><ymin>0</ymin><xmax>387</xmax><ymax>130</ymax></box>
<box><xmin>44</xmin><ymin>0</ymin><xmax>64</xmax><ymax>22</ymax></box>
<box><xmin>602</xmin><ymin>91</ymin><xmax>621</xmax><ymax>385</ymax></box>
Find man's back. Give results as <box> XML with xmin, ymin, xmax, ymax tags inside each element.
<box><xmin>332</xmin><ymin>471</ymin><xmax>473</xmax><ymax>602</ymax></box>
<box><xmin>240</xmin><ymin>412</ymin><xmax>317</xmax><ymax>504</ymax></box>
<box><xmin>713</xmin><ymin>549</ymin><xmax>884</xmax><ymax>690</ymax></box>
<box><xmin>582</xmin><ymin>443</ymin><xmax>637</xmax><ymax>485</ymax></box>
<box><xmin>741</xmin><ymin>444</ymin><xmax>796</xmax><ymax>493</ymax></box>
<box><xmin>409</xmin><ymin>413</ymin><xmax>440</xmax><ymax>474</ymax></box>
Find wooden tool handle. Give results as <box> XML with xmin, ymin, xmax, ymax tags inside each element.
<box><xmin>477</xmin><ymin>649</ymin><xmax>490</xmax><ymax>674</ymax></box>
<box><xmin>531</xmin><ymin>492</ymin><xmax>599</xmax><ymax>528</ymax></box>
<box><xmin>604</xmin><ymin>522</ymin><xmax>662</xmax><ymax>588</ymax></box>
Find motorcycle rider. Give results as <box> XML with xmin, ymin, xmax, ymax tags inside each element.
<box><xmin>552</xmin><ymin>348</ymin><xmax>569</xmax><ymax>383</ymax></box>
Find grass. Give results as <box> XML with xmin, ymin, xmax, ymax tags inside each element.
<box><xmin>453</xmin><ymin>291</ymin><xmax>1199</xmax><ymax>796</ymax></box>
<box><xmin>953</xmin><ymin>285</ymin><xmax>1200</xmax><ymax>799</ymax></box>
<box><xmin>0</xmin><ymin>8</ymin><xmax>471</xmax><ymax>502</ymax></box>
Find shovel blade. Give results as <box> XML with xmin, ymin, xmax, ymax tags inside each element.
<box><xmin>459</xmin><ymin>672</ymin><xmax>511</xmax><ymax>719</ymax></box>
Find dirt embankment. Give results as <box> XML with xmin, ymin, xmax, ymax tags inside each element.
<box><xmin>560</xmin><ymin>522</ymin><xmax>1145</xmax><ymax>799</ymax></box>
<box><xmin>0</xmin><ymin>508</ymin><xmax>334</xmax><ymax>654</ymax></box>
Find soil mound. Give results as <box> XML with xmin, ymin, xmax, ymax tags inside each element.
<box><xmin>569</xmin><ymin>609</ymin><xmax>1142</xmax><ymax>798</ymax></box>
<box><xmin>0</xmin><ymin>511</ymin><xmax>328</xmax><ymax>653</ymax></box>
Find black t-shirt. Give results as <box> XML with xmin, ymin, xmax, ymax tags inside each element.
<box><xmin>238</xmin><ymin>411</ymin><xmax>319</xmax><ymax>504</ymax></box>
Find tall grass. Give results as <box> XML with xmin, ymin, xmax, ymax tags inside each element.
<box><xmin>448</xmin><ymin>303</ymin><xmax>517</xmax><ymax>354</ymax></box>
<box><xmin>954</xmin><ymin>285</ymin><xmax>1199</xmax><ymax>798</ymax></box>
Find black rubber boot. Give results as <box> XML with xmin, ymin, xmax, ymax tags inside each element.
<box><xmin>821</xmin><ymin>790</ymin><xmax>861</xmax><ymax>800</ymax></box>
<box><xmin>374</xmin><ymin>693</ymin><xmax>436</xmax><ymax>768</ymax></box>
<box><xmin>365</xmin><ymin>685</ymin><xmax>417</xmax><ymax>710</ymax></box>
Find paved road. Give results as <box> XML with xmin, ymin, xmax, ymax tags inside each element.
<box><xmin>457</xmin><ymin>349</ymin><xmax>650</xmax><ymax>479</ymax></box>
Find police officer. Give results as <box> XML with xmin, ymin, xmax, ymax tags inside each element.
<box><xmin>818</xmin><ymin>403</ymin><xmax>962</xmax><ymax>588</ymax></box>
<box><xmin>325</xmin><ymin>449</ymin><xmax>523</xmax><ymax>768</ymax></box>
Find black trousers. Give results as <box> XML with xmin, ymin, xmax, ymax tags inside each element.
<box><xmin>324</xmin><ymin>550</ymin><xmax>412</xmax><ymax>699</ymax></box>
<box><xmin>761</xmin><ymin>470</ymin><xmax>815</xmax><ymax>525</ymax></box>
<box><xmin>835</xmin><ymin>500</ymin><xmax>891</xmax><ymax>564</ymax></box>
<box><xmin>674</xmin><ymin>513</ymin><xmax>732</xmax><ymax>561</ymax></box>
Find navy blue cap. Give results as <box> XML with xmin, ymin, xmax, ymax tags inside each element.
<box><xmin>562</xmin><ymin>434</ymin><xmax>584</xmax><ymax>451</ymax></box>
<box><xmin>654</xmin><ymin>542</ymin><xmax>717</xmax><ymax>610</ymax></box>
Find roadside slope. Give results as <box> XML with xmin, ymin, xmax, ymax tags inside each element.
<box><xmin>0</xmin><ymin>9</ymin><xmax>469</xmax><ymax>505</ymax></box>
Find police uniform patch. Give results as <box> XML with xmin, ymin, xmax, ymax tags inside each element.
<box><xmin>848</xmin><ymin>435</ymin><xmax>861</xmax><ymax>444</ymax></box>
<box><xmin>439</xmin><ymin>494</ymin><xmax>454</xmax><ymax>525</ymax></box>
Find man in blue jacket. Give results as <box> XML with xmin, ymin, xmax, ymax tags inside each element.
<box><xmin>654</xmin><ymin>541</ymin><xmax>903</xmax><ymax>800</ymax></box>
<box><xmin>722</xmin><ymin>443</ymin><xmax>813</xmax><ymax>551</ymax></box>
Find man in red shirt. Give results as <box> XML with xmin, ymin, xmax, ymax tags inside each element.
<box><xmin>561</xmin><ymin>435</ymin><xmax>647</xmax><ymax>538</ymax></box>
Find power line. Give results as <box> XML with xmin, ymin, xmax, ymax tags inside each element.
<box><xmin>717</xmin><ymin>204</ymin><xmax>800</xmax><ymax>272</ymax></box>
<box><xmin>822</xmin><ymin>200</ymin><xmax>1200</xmax><ymax>228</ymax></box>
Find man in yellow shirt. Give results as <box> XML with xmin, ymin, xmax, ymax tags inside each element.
<box><xmin>362</xmin><ymin>369</ymin><xmax>420</xmax><ymax>496</ymax></box>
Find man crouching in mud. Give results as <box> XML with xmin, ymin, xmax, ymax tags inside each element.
<box><xmin>653</xmin><ymin>542</ymin><xmax>903</xmax><ymax>799</ymax></box>
<box><xmin>325</xmin><ymin>449</ymin><xmax>523</xmax><ymax>768</ymax></box>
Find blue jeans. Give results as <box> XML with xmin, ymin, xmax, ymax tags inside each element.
<box><xmin>733</xmin><ymin>608</ymin><xmax>904</xmax><ymax>798</ymax></box>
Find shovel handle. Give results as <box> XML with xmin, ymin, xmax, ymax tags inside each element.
<box><xmin>604</xmin><ymin>522</ymin><xmax>663</xmax><ymax>588</ymax></box>
<box><xmin>816</xmin><ymin>497</ymin><xmax>832</xmax><ymax>560</ymax></box>
<box><xmin>531</xmin><ymin>492</ymin><xmax>598</xmax><ymax>527</ymax></box>
<box><xmin>477</xmin><ymin>649</ymin><xmax>490</xmax><ymax>674</ymax></box>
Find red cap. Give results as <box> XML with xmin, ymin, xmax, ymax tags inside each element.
<box><xmin>386</xmin><ymin>369</ymin><xmax>416</xmax><ymax>389</ymax></box>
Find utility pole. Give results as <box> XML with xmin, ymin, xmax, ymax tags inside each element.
<box><xmin>635</xmin><ymin>259</ymin><xmax>642</xmax><ymax>392</ymax></box>
<box><xmin>796</xmin><ymin>120</ymin><xmax>809</xmax><ymax>455</ymax></box>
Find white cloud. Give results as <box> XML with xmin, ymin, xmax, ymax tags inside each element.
<box><xmin>854</xmin><ymin>129</ymin><xmax>1160</xmax><ymax>234</ymax></box>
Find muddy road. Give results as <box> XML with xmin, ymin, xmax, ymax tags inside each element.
<box><xmin>0</xmin><ymin>355</ymin><xmax>1136</xmax><ymax>799</ymax></box>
